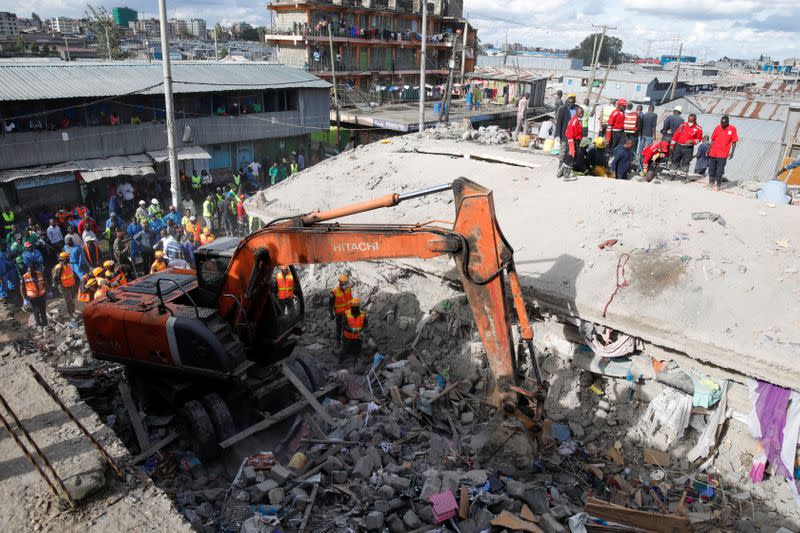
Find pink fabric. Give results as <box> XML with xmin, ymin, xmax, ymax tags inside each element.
<box><xmin>749</xmin><ymin>381</ymin><xmax>792</xmax><ymax>482</ymax></box>
<box><xmin>429</xmin><ymin>490</ymin><xmax>458</xmax><ymax>523</ymax></box>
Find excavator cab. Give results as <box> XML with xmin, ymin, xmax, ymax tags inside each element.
<box><xmin>194</xmin><ymin>236</ymin><xmax>305</xmax><ymax>358</ymax></box>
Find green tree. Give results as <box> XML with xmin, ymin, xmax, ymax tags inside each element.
<box><xmin>214</xmin><ymin>22</ymin><xmax>224</xmax><ymax>40</ymax></box>
<box><xmin>238</xmin><ymin>27</ymin><xmax>260</xmax><ymax>41</ymax></box>
<box><xmin>84</xmin><ymin>4</ymin><xmax>127</xmax><ymax>60</ymax></box>
<box><xmin>30</xmin><ymin>42</ymin><xmax>40</xmax><ymax>54</ymax></box>
<box><xmin>40</xmin><ymin>43</ymin><xmax>51</xmax><ymax>56</ymax></box>
<box><xmin>569</xmin><ymin>33</ymin><xmax>624</xmax><ymax>65</ymax></box>
<box><xmin>14</xmin><ymin>36</ymin><xmax>26</xmax><ymax>53</ymax></box>
<box><xmin>219</xmin><ymin>47</ymin><xmax>228</xmax><ymax>59</ymax></box>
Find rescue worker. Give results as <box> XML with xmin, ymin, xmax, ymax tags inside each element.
<box><xmin>21</xmin><ymin>264</ymin><xmax>48</xmax><ymax>327</ymax></box>
<box><xmin>52</xmin><ymin>252</ymin><xmax>77</xmax><ymax>315</ymax></box>
<box><xmin>185</xmin><ymin>215</ymin><xmax>202</xmax><ymax>240</ymax></box>
<box><xmin>605</xmin><ymin>99</ymin><xmax>627</xmax><ymax>151</ymax></box>
<box><xmin>199</xmin><ymin>227</ymin><xmax>215</xmax><ymax>246</ymax></box>
<box><xmin>64</xmin><ymin>236</ymin><xmax>87</xmax><ymax>280</ymax></box>
<box><xmin>135</xmin><ymin>200</ymin><xmax>149</xmax><ymax>225</ymax></box>
<box><xmin>557</xmin><ymin>106</ymin><xmax>584</xmax><ymax>180</ymax></box>
<box><xmin>640</xmin><ymin>139</ymin><xmax>671</xmax><ymax>182</ymax></box>
<box><xmin>670</xmin><ymin>113</ymin><xmax>703</xmax><ymax>177</ymax></box>
<box><xmin>329</xmin><ymin>274</ymin><xmax>352</xmax><ymax>344</ymax></box>
<box><xmin>290</xmin><ymin>159</ymin><xmax>299</xmax><ymax>175</ymax></box>
<box><xmin>202</xmin><ymin>194</ymin><xmax>215</xmax><ymax>230</ymax></box>
<box><xmin>1</xmin><ymin>208</ymin><xmax>14</xmax><ymax>240</ymax></box>
<box><xmin>586</xmin><ymin>137</ymin><xmax>608</xmax><ymax>177</ymax></box>
<box><xmin>232</xmin><ymin>168</ymin><xmax>243</xmax><ymax>189</ymax></box>
<box><xmin>275</xmin><ymin>266</ymin><xmax>295</xmax><ymax>314</ymax></box>
<box><xmin>341</xmin><ymin>297</ymin><xmax>367</xmax><ymax>360</ymax></box>
<box><xmin>83</xmin><ymin>231</ymin><xmax>101</xmax><ymax>268</ymax></box>
<box><xmin>190</xmin><ymin>169</ymin><xmax>203</xmax><ymax>198</ymax></box>
<box><xmin>21</xmin><ymin>241</ymin><xmax>44</xmax><ymax>273</ymax></box>
<box><xmin>148</xmin><ymin>198</ymin><xmax>163</xmax><ymax>219</ymax></box>
<box><xmin>104</xmin><ymin>259</ymin><xmax>127</xmax><ymax>286</ymax></box>
<box><xmin>81</xmin><ymin>277</ymin><xmax>98</xmax><ymax>303</ymax></box>
<box><xmin>94</xmin><ymin>278</ymin><xmax>110</xmax><ymax>300</ymax></box>
<box><xmin>150</xmin><ymin>250</ymin><xmax>168</xmax><ymax>274</ymax></box>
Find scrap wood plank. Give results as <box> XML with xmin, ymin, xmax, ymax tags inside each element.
<box><xmin>490</xmin><ymin>510</ymin><xmax>545</xmax><ymax>533</ymax></box>
<box><xmin>119</xmin><ymin>382</ymin><xmax>150</xmax><ymax>451</ymax></box>
<box><xmin>282</xmin><ymin>363</ymin><xmax>335</xmax><ymax>426</ymax></box>
<box><xmin>299</xmin><ymin>483</ymin><xmax>319</xmax><ymax>530</ymax></box>
<box><xmin>643</xmin><ymin>448</ymin><xmax>671</xmax><ymax>467</ymax></box>
<box><xmin>584</xmin><ymin>497</ymin><xmax>690</xmax><ymax>533</ymax></box>
<box><xmin>220</xmin><ymin>383</ymin><xmax>337</xmax><ymax>448</ymax></box>
<box><xmin>131</xmin><ymin>431</ymin><xmax>179</xmax><ymax>464</ymax></box>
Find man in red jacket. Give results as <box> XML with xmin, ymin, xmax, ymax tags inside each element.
<box><xmin>670</xmin><ymin>113</ymin><xmax>703</xmax><ymax>177</ymax></box>
<box><xmin>557</xmin><ymin>107</ymin><xmax>584</xmax><ymax>179</ymax></box>
<box><xmin>708</xmin><ymin>115</ymin><xmax>738</xmax><ymax>191</ymax></box>
<box><xmin>640</xmin><ymin>139</ymin><xmax>671</xmax><ymax>181</ymax></box>
<box><xmin>605</xmin><ymin>99</ymin><xmax>627</xmax><ymax>151</ymax></box>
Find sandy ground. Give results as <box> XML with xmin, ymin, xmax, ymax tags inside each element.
<box><xmin>246</xmin><ymin>132</ymin><xmax>800</xmax><ymax>392</ymax></box>
<box><xmin>0</xmin><ymin>321</ymin><xmax>190</xmax><ymax>533</ymax></box>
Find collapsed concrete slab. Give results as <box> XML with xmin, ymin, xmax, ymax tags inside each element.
<box><xmin>246</xmin><ymin>134</ymin><xmax>800</xmax><ymax>392</ymax></box>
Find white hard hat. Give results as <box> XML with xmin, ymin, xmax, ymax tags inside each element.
<box><xmin>139</xmin><ymin>200</ymin><xmax>146</xmax><ymax>206</ymax></box>
<box><xmin>151</xmin><ymin>198</ymin><xmax>159</xmax><ymax>205</ymax></box>
<box><xmin>673</xmin><ymin>105</ymin><xmax>683</xmax><ymax>113</ymax></box>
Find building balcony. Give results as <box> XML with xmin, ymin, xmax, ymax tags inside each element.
<box><xmin>270</xmin><ymin>0</ymin><xmax>417</xmax><ymax>14</ymax></box>
<box><xmin>266</xmin><ymin>29</ymin><xmax>456</xmax><ymax>48</ymax></box>
<box><xmin>0</xmin><ymin>110</ymin><xmax>328</xmax><ymax>171</ymax></box>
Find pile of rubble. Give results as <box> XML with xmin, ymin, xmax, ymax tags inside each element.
<box><xmin>424</xmin><ymin>122</ymin><xmax>512</xmax><ymax>145</ymax></box>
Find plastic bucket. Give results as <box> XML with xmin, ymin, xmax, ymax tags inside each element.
<box><xmin>518</xmin><ymin>134</ymin><xmax>530</xmax><ymax>148</ymax></box>
<box><xmin>433</xmin><ymin>102</ymin><xmax>442</xmax><ymax>114</ymax></box>
<box><xmin>542</xmin><ymin>138</ymin><xmax>554</xmax><ymax>152</ymax></box>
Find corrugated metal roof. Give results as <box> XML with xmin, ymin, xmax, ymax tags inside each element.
<box><xmin>147</xmin><ymin>146</ymin><xmax>211</xmax><ymax>163</ymax></box>
<box><xmin>0</xmin><ymin>62</ymin><xmax>331</xmax><ymax>102</ymax></box>
<box><xmin>0</xmin><ymin>154</ymin><xmax>154</xmax><ymax>183</ymax></box>
<box><xmin>653</xmin><ymin>107</ymin><xmax>783</xmax><ymax>182</ymax></box>
<box><xmin>467</xmin><ymin>66</ymin><xmax>548</xmax><ymax>83</ymax></box>
<box><xmin>666</xmin><ymin>94</ymin><xmax>790</xmax><ymax>122</ymax></box>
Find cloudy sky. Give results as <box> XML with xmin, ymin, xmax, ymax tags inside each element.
<box><xmin>11</xmin><ymin>0</ymin><xmax>797</xmax><ymax>61</ymax></box>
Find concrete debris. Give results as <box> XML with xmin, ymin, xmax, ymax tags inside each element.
<box><xmin>423</xmin><ymin>122</ymin><xmax>512</xmax><ymax>145</ymax></box>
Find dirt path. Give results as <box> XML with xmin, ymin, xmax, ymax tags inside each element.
<box><xmin>0</xmin><ymin>314</ymin><xmax>190</xmax><ymax>532</ymax></box>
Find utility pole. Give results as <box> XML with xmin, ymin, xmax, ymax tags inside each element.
<box><xmin>418</xmin><ymin>0</ymin><xmax>428</xmax><ymax>133</ymax></box>
<box><xmin>213</xmin><ymin>28</ymin><xmax>219</xmax><ymax>61</ymax></box>
<box><xmin>328</xmin><ymin>24</ymin><xmax>342</xmax><ymax>150</ymax></box>
<box><xmin>157</xmin><ymin>0</ymin><xmax>181</xmax><ymax>208</ymax></box>
<box><xmin>586</xmin><ymin>25</ymin><xmax>615</xmax><ymax>100</ymax></box>
<box><xmin>662</xmin><ymin>41</ymin><xmax>683</xmax><ymax>103</ymax></box>
<box><xmin>104</xmin><ymin>27</ymin><xmax>112</xmax><ymax>60</ymax></box>
<box><xmin>63</xmin><ymin>36</ymin><xmax>71</xmax><ymax>61</ymax></box>
<box><xmin>439</xmin><ymin>31</ymin><xmax>460</xmax><ymax>124</ymax></box>
<box><xmin>503</xmin><ymin>31</ymin><xmax>508</xmax><ymax>67</ymax></box>
<box><xmin>460</xmin><ymin>19</ymin><xmax>468</xmax><ymax>80</ymax></box>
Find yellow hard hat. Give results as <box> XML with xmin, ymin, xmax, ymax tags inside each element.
<box><xmin>203</xmin><ymin>227</ymin><xmax>211</xmax><ymax>234</ymax></box>
<box><xmin>58</xmin><ymin>252</ymin><xmax>69</xmax><ymax>260</ymax></box>
<box><xmin>92</xmin><ymin>267</ymin><xmax>105</xmax><ymax>277</ymax></box>
<box><xmin>97</xmin><ymin>278</ymin><xmax>108</xmax><ymax>286</ymax></box>
<box><xmin>350</xmin><ymin>297</ymin><xmax>361</xmax><ymax>306</ymax></box>
<box><xmin>594</xmin><ymin>137</ymin><xmax>606</xmax><ymax>148</ymax></box>
<box><xmin>103</xmin><ymin>260</ymin><xmax>115</xmax><ymax>268</ymax></box>
<box><xmin>338</xmin><ymin>275</ymin><xmax>349</xmax><ymax>283</ymax></box>
<box><xmin>86</xmin><ymin>278</ymin><xmax>98</xmax><ymax>288</ymax></box>
<box><xmin>567</xmin><ymin>93</ymin><xmax>577</xmax><ymax>99</ymax></box>
<box><xmin>155</xmin><ymin>250</ymin><xmax>165</xmax><ymax>258</ymax></box>
<box><xmin>104</xmin><ymin>270</ymin><xmax>113</xmax><ymax>278</ymax></box>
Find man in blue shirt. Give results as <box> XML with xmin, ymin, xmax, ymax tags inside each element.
<box><xmin>162</xmin><ymin>205</ymin><xmax>181</xmax><ymax>228</ymax></box>
<box><xmin>776</xmin><ymin>156</ymin><xmax>800</xmax><ymax>178</ymax></box>
<box><xmin>611</xmin><ymin>139</ymin><xmax>635</xmax><ymax>180</ymax></box>
<box><xmin>127</xmin><ymin>220</ymin><xmax>142</xmax><ymax>260</ymax></box>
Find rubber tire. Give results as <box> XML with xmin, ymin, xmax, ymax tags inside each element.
<box><xmin>201</xmin><ymin>393</ymin><xmax>236</xmax><ymax>442</ymax></box>
<box><xmin>180</xmin><ymin>400</ymin><xmax>218</xmax><ymax>462</ymax></box>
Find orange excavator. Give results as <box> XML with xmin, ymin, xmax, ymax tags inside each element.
<box><xmin>84</xmin><ymin>178</ymin><xmax>545</xmax><ymax>455</ymax></box>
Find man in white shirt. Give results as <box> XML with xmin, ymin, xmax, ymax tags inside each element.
<box><xmin>46</xmin><ymin>219</ymin><xmax>64</xmax><ymax>249</ymax></box>
<box><xmin>248</xmin><ymin>160</ymin><xmax>262</xmax><ymax>187</ymax></box>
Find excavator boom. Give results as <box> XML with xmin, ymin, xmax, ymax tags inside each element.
<box><xmin>218</xmin><ymin>177</ymin><xmax>537</xmax><ymax>400</ymax></box>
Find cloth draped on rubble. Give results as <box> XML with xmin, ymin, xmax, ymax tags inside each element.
<box><xmin>328</xmin><ymin>369</ymin><xmax>375</xmax><ymax>401</ymax></box>
<box><xmin>577</xmin><ymin>320</ymin><xmax>644</xmax><ymax>359</ymax></box>
<box><xmin>745</xmin><ymin>379</ymin><xmax>800</xmax><ymax>505</ymax></box>
<box><xmin>687</xmin><ymin>380</ymin><xmax>731</xmax><ymax>462</ymax></box>
<box><xmin>643</xmin><ymin>388</ymin><xmax>693</xmax><ymax>444</ymax></box>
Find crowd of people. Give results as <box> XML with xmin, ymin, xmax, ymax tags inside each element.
<box><xmin>543</xmin><ymin>93</ymin><xmax>738</xmax><ymax>189</ymax></box>
<box><xmin>0</xmin><ymin>150</ymin><xmax>315</xmax><ymax>328</ymax></box>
